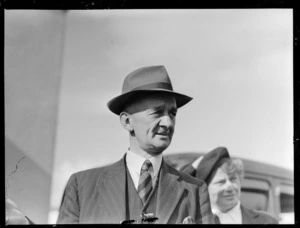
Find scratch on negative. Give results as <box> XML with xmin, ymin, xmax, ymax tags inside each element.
<box><xmin>5</xmin><ymin>156</ymin><xmax>26</xmax><ymax>224</ymax></box>
<box><xmin>9</xmin><ymin>156</ymin><xmax>26</xmax><ymax>176</ymax></box>
<box><xmin>6</xmin><ymin>156</ymin><xmax>26</xmax><ymax>193</ymax></box>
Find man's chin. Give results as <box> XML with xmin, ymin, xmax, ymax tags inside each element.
<box><xmin>149</xmin><ymin>144</ymin><xmax>170</xmax><ymax>154</ymax></box>
<box><xmin>157</xmin><ymin>141</ymin><xmax>171</xmax><ymax>150</ymax></box>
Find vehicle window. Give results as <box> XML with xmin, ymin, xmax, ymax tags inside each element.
<box><xmin>242</xmin><ymin>178</ymin><xmax>269</xmax><ymax>190</ymax></box>
<box><xmin>279</xmin><ymin>184</ymin><xmax>294</xmax><ymax>224</ymax></box>
<box><xmin>280</xmin><ymin>193</ymin><xmax>294</xmax><ymax>213</ymax></box>
<box><xmin>240</xmin><ymin>178</ymin><xmax>270</xmax><ymax>211</ymax></box>
<box><xmin>241</xmin><ymin>189</ymin><xmax>268</xmax><ymax>211</ymax></box>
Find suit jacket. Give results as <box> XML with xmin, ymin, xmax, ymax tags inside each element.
<box><xmin>213</xmin><ymin>206</ymin><xmax>278</xmax><ymax>224</ymax></box>
<box><xmin>57</xmin><ymin>155</ymin><xmax>214</xmax><ymax>224</ymax></box>
<box><xmin>241</xmin><ymin>205</ymin><xmax>278</xmax><ymax>224</ymax></box>
<box><xmin>182</xmin><ymin>164</ymin><xmax>278</xmax><ymax>224</ymax></box>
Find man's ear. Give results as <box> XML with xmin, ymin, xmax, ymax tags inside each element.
<box><xmin>120</xmin><ymin>112</ymin><xmax>134</xmax><ymax>132</ymax></box>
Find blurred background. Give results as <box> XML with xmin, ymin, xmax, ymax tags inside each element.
<box><xmin>5</xmin><ymin>9</ymin><xmax>293</xmax><ymax>224</ymax></box>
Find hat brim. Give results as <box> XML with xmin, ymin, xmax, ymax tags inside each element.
<box><xmin>107</xmin><ymin>89</ymin><xmax>192</xmax><ymax>115</ymax></box>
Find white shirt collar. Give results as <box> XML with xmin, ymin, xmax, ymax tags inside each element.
<box><xmin>126</xmin><ymin>149</ymin><xmax>163</xmax><ymax>189</ymax></box>
<box><xmin>212</xmin><ymin>201</ymin><xmax>242</xmax><ymax>224</ymax></box>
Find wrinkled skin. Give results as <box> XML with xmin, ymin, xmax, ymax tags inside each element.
<box><xmin>121</xmin><ymin>93</ymin><xmax>177</xmax><ymax>158</ymax></box>
<box><xmin>208</xmin><ymin>168</ymin><xmax>241</xmax><ymax>213</ymax></box>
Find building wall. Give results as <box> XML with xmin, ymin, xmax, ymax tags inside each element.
<box><xmin>5</xmin><ymin>10</ymin><xmax>66</xmax><ymax>223</ymax></box>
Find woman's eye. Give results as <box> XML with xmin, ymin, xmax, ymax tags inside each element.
<box><xmin>216</xmin><ymin>180</ymin><xmax>225</xmax><ymax>184</ymax></box>
<box><xmin>230</xmin><ymin>177</ymin><xmax>238</xmax><ymax>182</ymax></box>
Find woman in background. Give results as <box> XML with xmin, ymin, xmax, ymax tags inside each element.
<box><xmin>181</xmin><ymin>147</ymin><xmax>278</xmax><ymax>224</ymax></box>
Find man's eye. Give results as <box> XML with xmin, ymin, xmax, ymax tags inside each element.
<box><xmin>170</xmin><ymin>112</ymin><xmax>177</xmax><ymax>117</ymax></box>
<box><xmin>152</xmin><ymin>110</ymin><xmax>163</xmax><ymax>116</ymax></box>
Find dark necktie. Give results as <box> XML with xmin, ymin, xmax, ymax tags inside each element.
<box><xmin>138</xmin><ymin>160</ymin><xmax>153</xmax><ymax>204</ymax></box>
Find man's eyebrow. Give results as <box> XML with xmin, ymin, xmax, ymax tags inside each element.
<box><xmin>152</xmin><ymin>105</ymin><xmax>177</xmax><ymax>111</ymax></box>
<box><xmin>152</xmin><ymin>105</ymin><xmax>165</xmax><ymax>111</ymax></box>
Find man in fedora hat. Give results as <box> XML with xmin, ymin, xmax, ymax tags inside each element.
<box><xmin>181</xmin><ymin>147</ymin><xmax>278</xmax><ymax>224</ymax></box>
<box><xmin>57</xmin><ymin>65</ymin><xmax>214</xmax><ymax>224</ymax></box>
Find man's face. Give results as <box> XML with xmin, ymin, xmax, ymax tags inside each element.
<box><xmin>208</xmin><ymin>167</ymin><xmax>241</xmax><ymax>213</ymax></box>
<box><xmin>126</xmin><ymin>93</ymin><xmax>177</xmax><ymax>155</ymax></box>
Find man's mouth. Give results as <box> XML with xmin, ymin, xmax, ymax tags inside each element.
<box><xmin>156</xmin><ymin>132</ymin><xmax>169</xmax><ymax>136</ymax></box>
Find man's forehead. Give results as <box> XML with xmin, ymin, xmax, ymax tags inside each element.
<box><xmin>125</xmin><ymin>93</ymin><xmax>177</xmax><ymax>114</ymax></box>
<box><xmin>152</xmin><ymin>103</ymin><xmax>177</xmax><ymax>110</ymax></box>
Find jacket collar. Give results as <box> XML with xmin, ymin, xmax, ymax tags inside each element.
<box><xmin>96</xmin><ymin>155</ymin><xmax>127</xmax><ymax>223</ymax></box>
<box><xmin>155</xmin><ymin>159</ymin><xmax>186</xmax><ymax>223</ymax></box>
<box><xmin>96</xmin><ymin>155</ymin><xmax>187</xmax><ymax>224</ymax></box>
<box><xmin>241</xmin><ymin>205</ymin><xmax>258</xmax><ymax>224</ymax></box>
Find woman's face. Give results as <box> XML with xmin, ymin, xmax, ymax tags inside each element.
<box><xmin>208</xmin><ymin>167</ymin><xmax>241</xmax><ymax>213</ymax></box>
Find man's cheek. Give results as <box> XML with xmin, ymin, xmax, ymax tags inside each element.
<box><xmin>150</xmin><ymin>119</ymin><xmax>161</xmax><ymax>133</ymax></box>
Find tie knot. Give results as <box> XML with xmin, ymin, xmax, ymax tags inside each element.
<box><xmin>141</xmin><ymin>160</ymin><xmax>152</xmax><ymax>172</ymax></box>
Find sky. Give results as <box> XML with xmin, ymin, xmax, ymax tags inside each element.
<box><xmin>49</xmin><ymin>9</ymin><xmax>293</xmax><ymax>220</ymax></box>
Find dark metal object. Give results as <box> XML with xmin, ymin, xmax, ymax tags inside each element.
<box><xmin>121</xmin><ymin>213</ymin><xmax>158</xmax><ymax>224</ymax></box>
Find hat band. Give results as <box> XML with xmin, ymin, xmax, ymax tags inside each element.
<box><xmin>126</xmin><ymin>82</ymin><xmax>173</xmax><ymax>93</ymax></box>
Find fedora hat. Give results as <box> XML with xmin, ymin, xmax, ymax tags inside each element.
<box><xmin>196</xmin><ymin>147</ymin><xmax>230</xmax><ymax>184</ymax></box>
<box><xmin>107</xmin><ymin>65</ymin><xmax>193</xmax><ymax>115</ymax></box>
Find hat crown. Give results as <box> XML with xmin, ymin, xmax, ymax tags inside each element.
<box><xmin>196</xmin><ymin>147</ymin><xmax>230</xmax><ymax>183</ymax></box>
<box><xmin>107</xmin><ymin>65</ymin><xmax>192</xmax><ymax>115</ymax></box>
<box><xmin>122</xmin><ymin>65</ymin><xmax>173</xmax><ymax>93</ymax></box>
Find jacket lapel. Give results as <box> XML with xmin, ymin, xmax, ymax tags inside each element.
<box><xmin>241</xmin><ymin>205</ymin><xmax>256</xmax><ymax>224</ymax></box>
<box><xmin>97</xmin><ymin>155</ymin><xmax>127</xmax><ymax>223</ymax></box>
<box><xmin>156</xmin><ymin>160</ymin><xmax>186</xmax><ymax>223</ymax></box>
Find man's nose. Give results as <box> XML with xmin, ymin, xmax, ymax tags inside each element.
<box><xmin>159</xmin><ymin>114</ymin><xmax>174</xmax><ymax>128</ymax></box>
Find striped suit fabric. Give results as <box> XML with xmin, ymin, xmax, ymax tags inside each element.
<box><xmin>57</xmin><ymin>154</ymin><xmax>215</xmax><ymax>224</ymax></box>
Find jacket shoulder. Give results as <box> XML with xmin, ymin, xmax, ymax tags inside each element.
<box><xmin>166</xmin><ymin>162</ymin><xmax>207</xmax><ymax>187</ymax></box>
<box><xmin>69</xmin><ymin>158</ymin><xmax>123</xmax><ymax>185</ymax></box>
<box><xmin>242</xmin><ymin>206</ymin><xmax>278</xmax><ymax>224</ymax></box>
<box><xmin>252</xmin><ymin>210</ymin><xmax>279</xmax><ymax>224</ymax></box>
